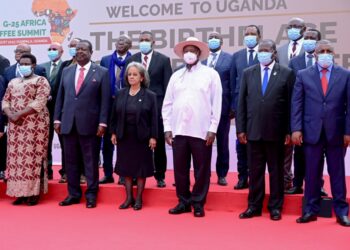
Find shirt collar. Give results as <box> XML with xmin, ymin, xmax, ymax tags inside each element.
<box><xmin>260</xmin><ymin>60</ymin><xmax>275</xmax><ymax>71</ymax></box>
<box><xmin>317</xmin><ymin>63</ymin><xmax>333</xmax><ymax>72</ymax></box>
<box><xmin>210</xmin><ymin>50</ymin><xmax>221</xmax><ymax>56</ymax></box>
<box><xmin>289</xmin><ymin>38</ymin><xmax>304</xmax><ymax>46</ymax></box>
<box><xmin>77</xmin><ymin>61</ymin><xmax>92</xmax><ymax>71</ymax></box>
<box><xmin>142</xmin><ymin>50</ymin><xmax>153</xmax><ymax>59</ymax></box>
<box><xmin>246</xmin><ymin>45</ymin><xmax>259</xmax><ymax>53</ymax></box>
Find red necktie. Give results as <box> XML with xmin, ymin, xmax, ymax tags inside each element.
<box><xmin>143</xmin><ymin>55</ymin><xmax>148</xmax><ymax>68</ymax></box>
<box><xmin>290</xmin><ymin>41</ymin><xmax>297</xmax><ymax>59</ymax></box>
<box><xmin>321</xmin><ymin>68</ymin><xmax>328</xmax><ymax>95</ymax></box>
<box><xmin>76</xmin><ymin>67</ymin><xmax>85</xmax><ymax>94</ymax></box>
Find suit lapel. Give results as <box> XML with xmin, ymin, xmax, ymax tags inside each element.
<box><xmin>214</xmin><ymin>53</ymin><xmax>224</xmax><ymax>69</ymax></box>
<box><xmin>136</xmin><ymin>88</ymin><xmax>145</xmax><ymax>122</ymax></box>
<box><xmin>77</xmin><ymin>62</ymin><xmax>96</xmax><ymax>95</ymax></box>
<box><xmin>147</xmin><ymin>51</ymin><xmax>157</xmax><ymax>75</ymax></box>
<box><xmin>252</xmin><ymin>65</ymin><xmax>262</xmax><ymax>96</ymax></box>
<box><xmin>264</xmin><ymin>63</ymin><xmax>279</xmax><ymax>96</ymax></box>
<box><xmin>310</xmin><ymin>65</ymin><xmax>324</xmax><ymax>98</ymax></box>
<box><xmin>326</xmin><ymin>66</ymin><xmax>339</xmax><ymax>97</ymax></box>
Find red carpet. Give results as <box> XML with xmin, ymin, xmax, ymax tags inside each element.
<box><xmin>0</xmin><ymin>166</ymin><xmax>349</xmax><ymax>250</ymax></box>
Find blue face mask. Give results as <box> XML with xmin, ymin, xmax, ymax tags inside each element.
<box><xmin>208</xmin><ymin>38</ymin><xmax>221</xmax><ymax>50</ymax></box>
<box><xmin>303</xmin><ymin>39</ymin><xmax>317</xmax><ymax>53</ymax></box>
<box><xmin>257</xmin><ymin>52</ymin><xmax>273</xmax><ymax>66</ymax></box>
<box><xmin>48</xmin><ymin>50</ymin><xmax>59</xmax><ymax>61</ymax></box>
<box><xmin>69</xmin><ymin>47</ymin><xmax>76</xmax><ymax>57</ymax></box>
<box><xmin>19</xmin><ymin>65</ymin><xmax>32</xmax><ymax>77</ymax></box>
<box><xmin>317</xmin><ymin>53</ymin><xmax>333</xmax><ymax>68</ymax></box>
<box><xmin>244</xmin><ymin>35</ymin><xmax>258</xmax><ymax>48</ymax></box>
<box><xmin>288</xmin><ymin>28</ymin><xmax>302</xmax><ymax>41</ymax></box>
<box><xmin>139</xmin><ymin>41</ymin><xmax>152</xmax><ymax>54</ymax></box>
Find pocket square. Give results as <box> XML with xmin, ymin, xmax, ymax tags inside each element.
<box><xmin>92</xmin><ymin>78</ymin><xmax>97</xmax><ymax>82</ymax></box>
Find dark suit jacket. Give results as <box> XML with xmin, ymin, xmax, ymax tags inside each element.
<box><xmin>52</xmin><ymin>59</ymin><xmax>75</xmax><ymax>104</ymax></box>
<box><xmin>54</xmin><ymin>62</ymin><xmax>110</xmax><ymax>135</ymax></box>
<box><xmin>0</xmin><ymin>55</ymin><xmax>10</xmax><ymax>77</ymax></box>
<box><xmin>236</xmin><ymin>63</ymin><xmax>295</xmax><ymax>141</ymax></box>
<box><xmin>288</xmin><ymin>53</ymin><xmax>308</xmax><ymax>76</ymax></box>
<box><xmin>3</xmin><ymin>63</ymin><xmax>47</xmax><ymax>87</ymax></box>
<box><xmin>231</xmin><ymin>48</ymin><xmax>259</xmax><ymax>111</ymax></box>
<box><xmin>0</xmin><ymin>75</ymin><xmax>5</xmax><ymax>132</ymax></box>
<box><xmin>110</xmin><ymin>87</ymin><xmax>158</xmax><ymax>141</ymax></box>
<box><xmin>202</xmin><ymin>51</ymin><xmax>233</xmax><ymax>116</ymax></box>
<box><xmin>126</xmin><ymin>51</ymin><xmax>172</xmax><ymax>111</ymax></box>
<box><xmin>291</xmin><ymin>65</ymin><xmax>350</xmax><ymax>146</ymax></box>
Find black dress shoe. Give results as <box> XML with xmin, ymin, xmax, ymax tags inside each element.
<box><xmin>217</xmin><ymin>177</ymin><xmax>228</xmax><ymax>186</ymax></box>
<box><xmin>99</xmin><ymin>176</ymin><xmax>114</xmax><ymax>184</ymax></box>
<box><xmin>234</xmin><ymin>179</ymin><xmax>248</xmax><ymax>190</ymax></box>
<box><xmin>58</xmin><ymin>174</ymin><xmax>67</xmax><ymax>184</ymax></box>
<box><xmin>336</xmin><ymin>215</ymin><xmax>350</xmax><ymax>227</ymax></box>
<box><xmin>296</xmin><ymin>213</ymin><xmax>317</xmax><ymax>223</ymax></box>
<box><xmin>193</xmin><ymin>205</ymin><xmax>205</xmax><ymax>217</ymax></box>
<box><xmin>0</xmin><ymin>171</ymin><xmax>5</xmax><ymax>180</ymax></box>
<box><xmin>86</xmin><ymin>199</ymin><xmax>96</xmax><ymax>208</ymax></box>
<box><xmin>270</xmin><ymin>209</ymin><xmax>282</xmax><ymax>221</ymax></box>
<box><xmin>285</xmin><ymin>186</ymin><xmax>303</xmax><ymax>195</ymax></box>
<box><xmin>239</xmin><ymin>207</ymin><xmax>262</xmax><ymax>219</ymax></box>
<box><xmin>133</xmin><ymin>199</ymin><xmax>143</xmax><ymax>211</ymax></box>
<box><xmin>169</xmin><ymin>203</ymin><xmax>192</xmax><ymax>215</ymax></box>
<box><xmin>59</xmin><ymin>197</ymin><xmax>80</xmax><ymax>206</ymax></box>
<box><xmin>157</xmin><ymin>179</ymin><xmax>166</xmax><ymax>188</ymax></box>
<box><xmin>320</xmin><ymin>188</ymin><xmax>328</xmax><ymax>197</ymax></box>
<box><xmin>119</xmin><ymin>199</ymin><xmax>135</xmax><ymax>209</ymax></box>
<box><xmin>47</xmin><ymin>172</ymin><xmax>53</xmax><ymax>180</ymax></box>
<box><xmin>12</xmin><ymin>197</ymin><xmax>28</xmax><ymax>205</ymax></box>
<box><xmin>27</xmin><ymin>196</ymin><xmax>39</xmax><ymax>206</ymax></box>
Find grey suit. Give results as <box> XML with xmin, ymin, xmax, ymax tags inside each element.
<box><xmin>277</xmin><ymin>42</ymin><xmax>305</xmax><ymax>67</ymax></box>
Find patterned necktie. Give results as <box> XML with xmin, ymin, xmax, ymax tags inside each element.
<box><xmin>321</xmin><ymin>68</ymin><xmax>328</xmax><ymax>95</ymax></box>
<box><xmin>209</xmin><ymin>53</ymin><xmax>217</xmax><ymax>68</ymax></box>
<box><xmin>143</xmin><ymin>55</ymin><xmax>148</xmax><ymax>68</ymax></box>
<box><xmin>306</xmin><ymin>54</ymin><xmax>313</xmax><ymax>67</ymax></box>
<box><xmin>262</xmin><ymin>67</ymin><xmax>269</xmax><ymax>95</ymax></box>
<box><xmin>50</xmin><ymin>63</ymin><xmax>58</xmax><ymax>83</ymax></box>
<box><xmin>76</xmin><ymin>67</ymin><xmax>85</xmax><ymax>94</ymax></box>
<box><xmin>248</xmin><ymin>49</ymin><xmax>254</xmax><ymax>66</ymax></box>
<box><xmin>290</xmin><ymin>41</ymin><xmax>297</xmax><ymax>59</ymax></box>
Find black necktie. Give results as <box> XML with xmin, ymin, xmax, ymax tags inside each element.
<box><xmin>248</xmin><ymin>49</ymin><xmax>254</xmax><ymax>66</ymax></box>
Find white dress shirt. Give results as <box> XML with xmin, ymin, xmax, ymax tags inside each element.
<box><xmin>207</xmin><ymin>50</ymin><xmax>221</xmax><ymax>67</ymax></box>
<box><xmin>141</xmin><ymin>50</ymin><xmax>153</xmax><ymax>70</ymax></box>
<box><xmin>50</xmin><ymin>60</ymin><xmax>61</xmax><ymax>75</ymax></box>
<box><xmin>246</xmin><ymin>46</ymin><xmax>259</xmax><ymax>63</ymax></box>
<box><xmin>75</xmin><ymin>61</ymin><xmax>91</xmax><ymax>88</ymax></box>
<box><xmin>162</xmin><ymin>62</ymin><xmax>222</xmax><ymax>140</ymax></box>
<box><xmin>260</xmin><ymin>61</ymin><xmax>276</xmax><ymax>85</ymax></box>
<box><xmin>288</xmin><ymin>38</ymin><xmax>304</xmax><ymax>58</ymax></box>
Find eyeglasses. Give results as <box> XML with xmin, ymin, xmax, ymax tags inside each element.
<box><xmin>48</xmin><ymin>48</ymin><xmax>58</xmax><ymax>51</ymax></box>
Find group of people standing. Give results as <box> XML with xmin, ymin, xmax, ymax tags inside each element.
<box><xmin>0</xmin><ymin>17</ymin><xmax>349</xmax><ymax>226</ymax></box>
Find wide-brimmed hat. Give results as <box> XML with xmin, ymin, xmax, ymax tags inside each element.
<box><xmin>174</xmin><ymin>37</ymin><xmax>209</xmax><ymax>60</ymax></box>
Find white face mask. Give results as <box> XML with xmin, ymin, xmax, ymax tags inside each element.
<box><xmin>183</xmin><ymin>52</ymin><xmax>198</xmax><ymax>65</ymax></box>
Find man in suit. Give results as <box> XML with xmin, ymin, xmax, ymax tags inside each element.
<box><xmin>126</xmin><ymin>31</ymin><xmax>172</xmax><ymax>188</ymax></box>
<box><xmin>53</xmin><ymin>38</ymin><xmax>84</xmax><ymax>183</ymax></box>
<box><xmin>202</xmin><ymin>32</ymin><xmax>234</xmax><ymax>186</ymax></box>
<box><xmin>277</xmin><ymin>17</ymin><xmax>306</xmax><ymax>191</ymax></box>
<box><xmin>0</xmin><ymin>54</ymin><xmax>10</xmax><ymax>76</ymax></box>
<box><xmin>99</xmin><ymin>34</ymin><xmax>132</xmax><ymax>185</ymax></box>
<box><xmin>286</xmin><ymin>29</ymin><xmax>328</xmax><ymax>196</ymax></box>
<box><xmin>237</xmin><ymin>39</ymin><xmax>294</xmax><ymax>221</ymax></box>
<box><xmin>40</xmin><ymin>42</ymin><xmax>64</xmax><ymax>180</ymax></box>
<box><xmin>54</xmin><ymin>39</ymin><xmax>110</xmax><ymax>208</ymax></box>
<box><xmin>3</xmin><ymin>43</ymin><xmax>47</xmax><ymax>87</ymax></box>
<box><xmin>231</xmin><ymin>25</ymin><xmax>261</xmax><ymax>190</ymax></box>
<box><xmin>292</xmin><ymin>40</ymin><xmax>350</xmax><ymax>227</ymax></box>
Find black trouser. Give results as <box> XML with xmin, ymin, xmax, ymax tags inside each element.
<box><xmin>102</xmin><ymin>131</ymin><xmax>114</xmax><ymax>178</ymax></box>
<box><xmin>215</xmin><ymin>115</ymin><xmax>230</xmax><ymax>178</ymax></box>
<box><xmin>247</xmin><ymin>140</ymin><xmax>285</xmax><ymax>211</ymax></box>
<box><xmin>63</xmin><ymin>125</ymin><xmax>100</xmax><ymax>200</ymax></box>
<box><xmin>47</xmin><ymin>101</ymin><xmax>55</xmax><ymax>176</ymax></box>
<box><xmin>153</xmin><ymin>116</ymin><xmax>167</xmax><ymax>180</ymax></box>
<box><xmin>172</xmin><ymin>136</ymin><xmax>212</xmax><ymax>206</ymax></box>
<box><xmin>0</xmin><ymin>132</ymin><xmax>7</xmax><ymax>171</ymax></box>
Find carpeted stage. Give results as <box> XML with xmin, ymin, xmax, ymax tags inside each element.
<box><xmin>0</xmin><ymin>166</ymin><xmax>349</xmax><ymax>250</ymax></box>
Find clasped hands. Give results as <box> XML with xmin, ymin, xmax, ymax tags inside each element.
<box><xmin>164</xmin><ymin>131</ymin><xmax>216</xmax><ymax>146</ymax></box>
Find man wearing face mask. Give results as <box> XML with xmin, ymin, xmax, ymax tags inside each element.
<box><xmin>277</xmin><ymin>17</ymin><xmax>306</xmax><ymax>192</ymax></box>
<box><xmin>237</xmin><ymin>39</ymin><xmax>294</xmax><ymax>221</ymax></box>
<box><xmin>286</xmin><ymin>29</ymin><xmax>328</xmax><ymax>196</ymax></box>
<box><xmin>99</xmin><ymin>34</ymin><xmax>132</xmax><ymax>185</ymax></box>
<box><xmin>126</xmin><ymin>31</ymin><xmax>172</xmax><ymax>188</ymax></box>
<box><xmin>40</xmin><ymin>42</ymin><xmax>64</xmax><ymax>180</ymax></box>
<box><xmin>52</xmin><ymin>38</ymin><xmax>84</xmax><ymax>183</ymax></box>
<box><xmin>163</xmin><ymin>37</ymin><xmax>222</xmax><ymax>217</ymax></box>
<box><xmin>231</xmin><ymin>25</ymin><xmax>261</xmax><ymax>190</ymax></box>
<box><xmin>200</xmin><ymin>32</ymin><xmax>234</xmax><ymax>186</ymax></box>
<box><xmin>292</xmin><ymin>40</ymin><xmax>350</xmax><ymax>227</ymax></box>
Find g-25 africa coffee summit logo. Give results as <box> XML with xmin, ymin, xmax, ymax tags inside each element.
<box><xmin>0</xmin><ymin>0</ymin><xmax>76</xmax><ymax>46</ymax></box>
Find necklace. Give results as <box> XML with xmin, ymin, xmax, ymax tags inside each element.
<box><xmin>129</xmin><ymin>88</ymin><xmax>140</xmax><ymax>96</ymax></box>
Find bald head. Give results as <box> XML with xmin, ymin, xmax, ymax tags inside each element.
<box><xmin>48</xmin><ymin>42</ymin><xmax>63</xmax><ymax>62</ymax></box>
<box><xmin>287</xmin><ymin>17</ymin><xmax>306</xmax><ymax>41</ymax></box>
<box><xmin>208</xmin><ymin>32</ymin><xmax>223</xmax><ymax>52</ymax></box>
<box><xmin>115</xmin><ymin>34</ymin><xmax>132</xmax><ymax>55</ymax></box>
<box><xmin>14</xmin><ymin>43</ymin><xmax>31</xmax><ymax>62</ymax></box>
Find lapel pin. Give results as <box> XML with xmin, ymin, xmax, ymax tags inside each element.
<box><xmin>139</xmin><ymin>99</ymin><xmax>142</xmax><ymax>102</ymax></box>
<box><xmin>273</xmin><ymin>72</ymin><xmax>277</xmax><ymax>76</ymax></box>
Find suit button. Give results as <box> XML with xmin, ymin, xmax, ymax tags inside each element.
<box><xmin>75</xmin><ymin>98</ymin><xmax>78</xmax><ymax>100</ymax></box>
<box><xmin>323</xmin><ymin>102</ymin><xmax>326</xmax><ymax>106</ymax></box>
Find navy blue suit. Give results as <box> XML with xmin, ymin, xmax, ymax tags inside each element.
<box><xmin>291</xmin><ymin>64</ymin><xmax>350</xmax><ymax>216</ymax></box>
<box><xmin>54</xmin><ymin>62</ymin><xmax>110</xmax><ymax>200</ymax></box>
<box><xmin>231</xmin><ymin>48</ymin><xmax>259</xmax><ymax>182</ymax></box>
<box><xmin>203</xmin><ymin>51</ymin><xmax>234</xmax><ymax>178</ymax></box>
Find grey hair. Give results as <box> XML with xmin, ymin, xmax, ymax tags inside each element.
<box><xmin>124</xmin><ymin>62</ymin><xmax>150</xmax><ymax>88</ymax></box>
